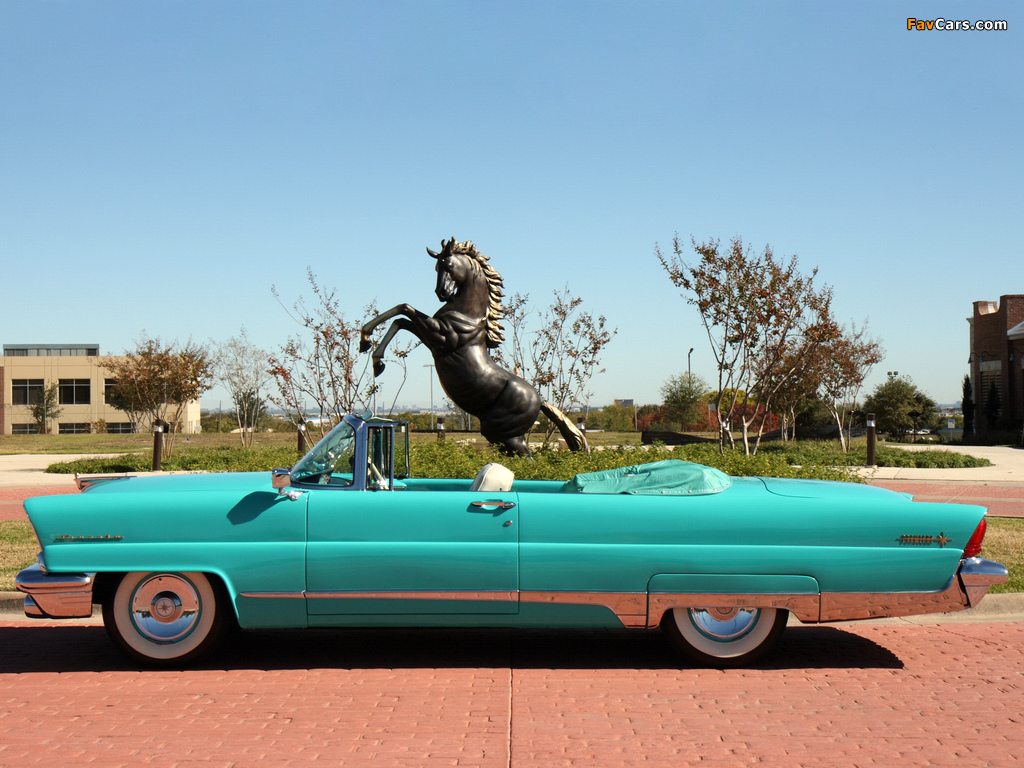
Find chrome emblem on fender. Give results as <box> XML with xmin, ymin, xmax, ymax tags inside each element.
<box><xmin>897</xmin><ymin>532</ymin><xmax>951</xmax><ymax>547</ymax></box>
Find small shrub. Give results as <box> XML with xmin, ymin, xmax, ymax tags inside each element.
<box><xmin>48</xmin><ymin>445</ymin><xmax>299</xmax><ymax>475</ymax></box>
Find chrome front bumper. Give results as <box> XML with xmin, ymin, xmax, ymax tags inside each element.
<box><xmin>15</xmin><ymin>563</ymin><xmax>95</xmax><ymax>619</ymax></box>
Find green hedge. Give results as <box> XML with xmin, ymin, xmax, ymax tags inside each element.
<box><xmin>47</xmin><ymin>438</ymin><xmax>988</xmax><ymax>481</ymax></box>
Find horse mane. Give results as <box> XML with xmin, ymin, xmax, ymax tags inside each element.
<box><xmin>447</xmin><ymin>239</ymin><xmax>505</xmax><ymax>348</ymax></box>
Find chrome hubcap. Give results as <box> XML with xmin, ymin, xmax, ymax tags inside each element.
<box><xmin>688</xmin><ymin>607</ymin><xmax>760</xmax><ymax>642</ymax></box>
<box><xmin>130</xmin><ymin>574</ymin><xmax>201</xmax><ymax>644</ymax></box>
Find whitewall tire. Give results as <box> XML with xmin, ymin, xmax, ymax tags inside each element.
<box><xmin>662</xmin><ymin>606</ymin><xmax>788</xmax><ymax>667</ymax></box>
<box><xmin>103</xmin><ymin>572</ymin><xmax>229</xmax><ymax>666</ymax></box>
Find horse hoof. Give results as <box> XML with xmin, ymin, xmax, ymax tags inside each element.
<box><xmin>359</xmin><ymin>339</ymin><xmax>371</xmax><ymax>353</ymax></box>
<box><xmin>373</xmin><ymin>361</ymin><xmax>386</xmax><ymax>377</ymax></box>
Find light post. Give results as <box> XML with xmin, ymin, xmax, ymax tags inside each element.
<box><xmin>688</xmin><ymin>347</ymin><xmax>694</xmax><ymax>382</ymax></box>
<box><xmin>909</xmin><ymin>409</ymin><xmax>921</xmax><ymax>443</ymax></box>
<box><xmin>424</xmin><ymin>364</ymin><xmax>435</xmax><ymax>430</ymax></box>
<box><xmin>866</xmin><ymin>412</ymin><xmax>876</xmax><ymax>467</ymax></box>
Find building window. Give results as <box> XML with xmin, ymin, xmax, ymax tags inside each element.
<box><xmin>3</xmin><ymin>346</ymin><xmax>99</xmax><ymax>356</ymax></box>
<box><xmin>12</xmin><ymin>423</ymin><xmax>39</xmax><ymax>435</ymax></box>
<box><xmin>11</xmin><ymin>379</ymin><xmax>44</xmax><ymax>406</ymax></box>
<box><xmin>58</xmin><ymin>423</ymin><xmax>92</xmax><ymax>435</ymax></box>
<box><xmin>59</xmin><ymin>379</ymin><xmax>91</xmax><ymax>405</ymax></box>
<box><xmin>980</xmin><ymin>371</ymin><xmax>1003</xmax><ymax>420</ymax></box>
<box><xmin>105</xmin><ymin>422</ymin><xmax>135</xmax><ymax>434</ymax></box>
<box><xmin>105</xmin><ymin>379</ymin><xmax>118</xmax><ymax>404</ymax></box>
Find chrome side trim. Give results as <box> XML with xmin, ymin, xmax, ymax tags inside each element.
<box><xmin>239</xmin><ymin>590</ymin><xmax>517</xmax><ymax>602</ymax></box>
<box><xmin>817</xmin><ymin>556</ymin><xmax>1007</xmax><ymax>622</ymax></box>
<box><xmin>818</xmin><ymin>580</ymin><xmax>964</xmax><ymax>622</ymax></box>
<box><xmin>237</xmin><ymin>557</ymin><xmax>1009</xmax><ymax>628</ymax></box>
<box><xmin>304</xmin><ymin>590</ymin><xmax>518</xmax><ymax>602</ymax></box>
<box><xmin>15</xmin><ymin>563</ymin><xmax>94</xmax><ymax>619</ymax></box>
<box><xmin>521</xmin><ymin>591</ymin><xmax>649</xmax><ymax>627</ymax></box>
<box><xmin>239</xmin><ymin>591</ymin><xmax>306</xmax><ymax>599</ymax></box>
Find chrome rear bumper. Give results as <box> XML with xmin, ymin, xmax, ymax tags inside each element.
<box><xmin>15</xmin><ymin>563</ymin><xmax>95</xmax><ymax>619</ymax></box>
<box><xmin>959</xmin><ymin>556</ymin><xmax>1009</xmax><ymax>608</ymax></box>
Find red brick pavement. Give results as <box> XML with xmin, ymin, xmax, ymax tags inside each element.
<box><xmin>0</xmin><ymin>487</ymin><xmax>78</xmax><ymax>522</ymax></box>
<box><xmin>868</xmin><ymin>480</ymin><xmax>1024</xmax><ymax>518</ymax></box>
<box><xmin>0</xmin><ymin>621</ymin><xmax>1022</xmax><ymax>767</ymax></box>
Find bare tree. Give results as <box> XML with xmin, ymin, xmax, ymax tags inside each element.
<box><xmin>268</xmin><ymin>269</ymin><xmax>387</xmax><ymax>437</ymax></box>
<box><xmin>657</xmin><ymin>235</ymin><xmax>835</xmax><ymax>454</ymax></box>
<box><xmin>215</xmin><ymin>328</ymin><xmax>271</xmax><ymax>448</ymax></box>
<box><xmin>495</xmin><ymin>287</ymin><xmax>616</xmax><ymax>445</ymax></box>
<box><xmin>814</xmin><ymin>323</ymin><xmax>884</xmax><ymax>452</ymax></box>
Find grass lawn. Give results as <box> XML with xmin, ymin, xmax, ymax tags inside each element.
<box><xmin>0</xmin><ymin>431</ymin><xmax>301</xmax><ymax>455</ymax></box>
<box><xmin>984</xmin><ymin>518</ymin><xmax>1024</xmax><ymax>593</ymax></box>
<box><xmin>0</xmin><ymin>521</ymin><xmax>38</xmax><ymax>592</ymax></box>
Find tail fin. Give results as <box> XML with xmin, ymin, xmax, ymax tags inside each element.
<box><xmin>540</xmin><ymin>402</ymin><xmax>590</xmax><ymax>453</ymax></box>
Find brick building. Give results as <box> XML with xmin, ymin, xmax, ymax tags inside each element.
<box><xmin>968</xmin><ymin>295</ymin><xmax>1024</xmax><ymax>432</ymax></box>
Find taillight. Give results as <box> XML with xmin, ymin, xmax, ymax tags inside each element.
<box><xmin>963</xmin><ymin>518</ymin><xmax>987</xmax><ymax>558</ymax></box>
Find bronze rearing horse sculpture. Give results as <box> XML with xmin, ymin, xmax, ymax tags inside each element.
<box><xmin>359</xmin><ymin>238</ymin><xmax>585</xmax><ymax>456</ymax></box>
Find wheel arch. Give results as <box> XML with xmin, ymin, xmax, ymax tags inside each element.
<box><xmin>646</xmin><ymin>573</ymin><xmax>821</xmax><ymax>626</ymax></box>
<box><xmin>94</xmin><ymin>569</ymin><xmax>240</xmax><ymax>625</ymax></box>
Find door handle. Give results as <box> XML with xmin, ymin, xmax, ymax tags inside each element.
<box><xmin>470</xmin><ymin>500</ymin><xmax>516</xmax><ymax>510</ymax></box>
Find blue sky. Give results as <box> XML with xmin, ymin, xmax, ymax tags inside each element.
<box><xmin>2</xmin><ymin>1</ymin><xmax>1020</xmax><ymax>411</ymax></box>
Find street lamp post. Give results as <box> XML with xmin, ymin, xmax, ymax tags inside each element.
<box><xmin>424</xmin><ymin>364</ymin><xmax>435</xmax><ymax>430</ymax></box>
<box><xmin>688</xmin><ymin>347</ymin><xmax>694</xmax><ymax>382</ymax></box>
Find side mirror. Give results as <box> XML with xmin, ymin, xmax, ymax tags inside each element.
<box><xmin>271</xmin><ymin>468</ymin><xmax>292</xmax><ymax>490</ymax></box>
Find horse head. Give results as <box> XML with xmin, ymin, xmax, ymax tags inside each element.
<box><xmin>428</xmin><ymin>238</ymin><xmax>466</xmax><ymax>302</ymax></box>
<box><xmin>427</xmin><ymin>238</ymin><xmax>506</xmax><ymax>348</ymax></box>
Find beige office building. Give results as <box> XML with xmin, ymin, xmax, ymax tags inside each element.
<box><xmin>0</xmin><ymin>344</ymin><xmax>201</xmax><ymax>436</ymax></box>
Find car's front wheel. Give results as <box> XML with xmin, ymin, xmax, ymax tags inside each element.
<box><xmin>661</xmin><ymin>606</ymin><xmax>788</xmax><ymax>668</ymax></box>
<box><xmin>102</xmin><ymin>572</ymin><xmax>230</xmax><ymax>666</ymax></box>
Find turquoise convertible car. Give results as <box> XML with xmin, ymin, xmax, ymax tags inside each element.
<box><xmin>17</xmin><ymin>413</ymin><xmax>1008</xmax><ymax>667</ymax></box>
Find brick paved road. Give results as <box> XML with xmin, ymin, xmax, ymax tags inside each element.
<box><xmin>868</xmin><ymin>481</ymin><xmax>1024</xmax><ymax>518</ymax></box>
<box><xmin>0</xmin><ymin>487</ymin><xmax>78</xmax><ymax>522</ymax></box>
<box><xmin>1</xmin><ymin>620</ymin><xmax>1021</xmax><ymax>767</ymax></box>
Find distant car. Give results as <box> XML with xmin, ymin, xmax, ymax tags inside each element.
<box><xmin>17</xmin><ymin>413</ymin><xmax>1007</xmax><ymax>668</ymax></box>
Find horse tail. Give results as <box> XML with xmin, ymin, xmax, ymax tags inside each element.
<box><xmin>540</xmin><ymin>402</ymin><xmax>590</xmax><ymax>453</ymax></box>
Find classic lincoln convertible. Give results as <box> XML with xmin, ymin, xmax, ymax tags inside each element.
<box><xmin>17</xmin><ymin>413</ymin><xmax>1008</xmax><ymax>667</ymax></box>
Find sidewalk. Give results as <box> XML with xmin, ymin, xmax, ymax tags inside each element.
<box><xmin>860</xmin><ymin>443</ymin><xmax>1024</xmax><ymax>483</ymax></box>
<box><xmin>0</xmin><ymin>453</ymin><xmax>104</xmax><ymax>487</ymax></box>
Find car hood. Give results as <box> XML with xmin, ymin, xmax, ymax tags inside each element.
<box><xmin>76</xmin><ymin>471</ymin><xmax>273</xmax><ymax>495</ymax></box>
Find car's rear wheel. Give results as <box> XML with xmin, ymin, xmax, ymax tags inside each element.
<box><xmin>102</xmin><ymin>572</ymin><xmax>229</xmax><ymax>666</ymax></box>
<box><xmin>661</xmin><ymin>606</ymin><xmax>788</xmax><ymax>668</ymax></box>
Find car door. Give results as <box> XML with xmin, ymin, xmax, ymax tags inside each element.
<box><xmin>305</xmin><ymin>486</ymin><xmax>519</xmax><ymax>616</ymax></box>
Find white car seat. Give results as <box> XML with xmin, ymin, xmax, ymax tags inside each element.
<box><xmin>469</xmin><ymin>463</ymin><xmax>515</xmax><ymax>492</ymax></box>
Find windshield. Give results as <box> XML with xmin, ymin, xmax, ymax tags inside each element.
<box><xmin>292</xmin><ymin>420</ymin><xmax>356</xmax><ymax>486</ymax></box>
